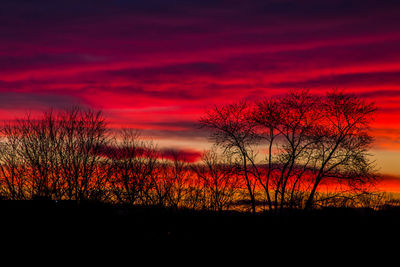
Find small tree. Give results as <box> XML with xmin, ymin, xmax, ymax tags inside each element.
<box><xmin>0</xmin><ymin>125</ymin><xmax>28</xmax><ymax>200</ymax></box>
<box><xmin>162</xmin><ymin>150</ymin><xmax>191</xmax><ymax>209</ymax></box>
<box><xmin>193</xmin><ymin>149</ymin><xmax>240</xmax><ymax>211</ymax></box>
<box><xmin>108</xmin><ymin>129</ymin><xmax>158</xmax><ymax>205</ymax></box>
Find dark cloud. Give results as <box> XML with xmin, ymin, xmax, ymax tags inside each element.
<box><xmin>134</xmin><ymin>128</ymin><xmax>209</xmax><ymax>140</ymax></box>
<box><xmin>143</xmin><ymin>120</ymin><xmax>199</xmax><ymax>130</ymax></box>
<box><xmin>358</xmin><ymin>90</ymin><xmax>400</xmax><ymax>99</ymax></box>
<box><xmin>0</xmin><ymin>53</ymin><xmax>107</xmax><ymax>72</ymax></box>
<box><xmin>0</xmin><ymin>92</ymin><xmax>84</xmax><ymax>110</ymax></box>
<box><xmin>269</xmin><ymin>72</ymin><xmax>400</xmax><ymax>90</ymax></box>
<box><xmin>159</xmin><ymin>148</ymin><xmax>203</xmax><ymax>163</ymax></box>
<box><xmin>107</xmin><ymin>62</ymin><xmax>224</xmax><ymax>79</ymax></box>
<box><xmin>2</xmin><ymin>0</ymin><xmax>398</xmax><ymax>23</ymax></box>
<box><xmin>97</xmin><ymin>144</ymin><xmax>202</xmax><ymax>163</ymax></box>
<box><xmin>2</xmin><ymin>0</ymin><xmax>400</xmax><ymax>46</ymax></box>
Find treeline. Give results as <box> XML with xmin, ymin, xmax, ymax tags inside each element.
<box><xmin>0</xmin><ymin>90</ymin><xmax>384</xmax><ymax>213</ymax></box>
<box><xmin>0</xmin><ymin>108</ymin><xmax>240</xmax><ymax>211</ymax></box>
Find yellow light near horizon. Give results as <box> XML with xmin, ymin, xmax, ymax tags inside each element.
<box><xmin>371</xmin><ymin>150</ymin><xmax>400</xmax><ymax>176</ymax></box>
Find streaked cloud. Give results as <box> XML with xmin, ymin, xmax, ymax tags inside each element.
<box><xmin>1</xmin><ymin>0</ymin><xmax>400</xmax><ymax>174</ymax></box>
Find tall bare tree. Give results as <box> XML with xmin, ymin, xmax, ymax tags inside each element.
<box><xmin>200</xmin><ymin>100</ymin><xmax>259</xmax><ymax>213</ymax></box>
<box><xmin>56</xmin><ymin>107</ymin><xmax>109</xmax><ymax>201</ymax></box>
<box><xmin>254</xmin><ymin>90</ymin><xmax>323</xmax><ymax>212</ymax></box>
<box><xmin>304</xmin><ymin>90</ymin><xmax>377</xmax><ymax>209</ymax></box>
<box><xmin>201</xmin><ymin>90</ymin><xmax>378</xmax><ymax>212</ymax></box>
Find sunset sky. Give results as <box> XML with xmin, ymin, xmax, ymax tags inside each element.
<box><xmin>1</xmin><ymin>1</ymin><xmax>400</xmax><ymax>188</ymax></box>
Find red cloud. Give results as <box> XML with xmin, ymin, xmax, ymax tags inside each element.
<box><xmin>97</xmin><ymin>145</ymin><xmax>202</xmax><ymax>163</ymax></box>
<box><xmin>159</xmin><ymin>148</ymin><xmax>203</xmax><ymax>163</ymax></box>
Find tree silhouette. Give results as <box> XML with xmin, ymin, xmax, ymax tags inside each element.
<box><xmin>0</xmin><ymin>91</ymin><xmax>379</xmax><ymax>214</ymax></box>
<box><xmin>108</xmin><ymin>129</ymin><xmax>158</xmax><ymax>205</ymax></box>
<box><xmin>0</xmin><ymin>123</ymin><xmax>29</xmax><ymax>200</ymax></box>
<box><xmin>192</xmin><ymin>149</ymin><xmax>240</xmax><ymax>212</ymax></box>
<box><xmin>304</xmin><ymin>90</ymin><xmax>377</xmax><ymax>209</ymax></box>
<box><xmin>56</xmin><ymin>107</ymin><xmax>109</xmax><ymax>201</ymax></box>
<box><xmin>251</xmin><ymin>90</ymin><xmax>321</xmax><ymax>212</ymax></box>
<box><xmin>199</xmin><ymin>100</ymin><xmax>260</xmax><ymax>213</ymax></box>
<box><xmin>0</xmin><ymin>107</ymin><xmax>109</xmax><ymax>201</ymax></box>
<box><xmin>201</xmin><ymin>90</ymin><xmax>378</xmax><ymax>212</ymax></box>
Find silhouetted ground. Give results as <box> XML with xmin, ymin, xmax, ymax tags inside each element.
<box><xmin>1</xmin><ymin>200</ymin><xmax>399</xmax><ymax>246</ymax></box>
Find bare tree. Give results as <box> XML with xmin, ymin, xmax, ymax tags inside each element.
<box><xmin>0</xmin><ymin>124</ymin><xmax>28</xmax><ymax>200</ymax></box>
<box><xmin>193</xmin><ymin>149</ymin><xmax>239</xmax><ymax>212</ymax></box>
<box><xmin>255</xmin><ymin>90</ymin><xmax>323</xmax><ymax>213</ymax></box>
<box><xmin>7</xmin><ymin>111</ymin><xmax>64</xmax><ymax>200</ymax></box>
<box><xmin>162</xmin><ymin>150</ymin><xmax>191</xmax><ymax>209</ymax></box>
<box><xmin>108</xmin><ymin>129</ymin><xmax>158</xmax><ymax>205</ymax></box>
<box><xmin>251</xmin><ymin>96</ymin><xmax>282</xmax><ymax>212</ymax></box>
<box><xmin>304</xmin><ymin>90</ymin><xmax>377</xmax><ymax>209</ymax></box>
<box><xmin>201</xmin><ymin>90</ymin><xmax>378</xmax><ymax>212</ymax></box>
<box><xmin>200</xmin><ymin>100</ymin><xmax>260</xmax><ymax>213</ymax></box>
<box><xmin>56</xmin><ymin>107</ymin><xmax>109</xmax><ymax>201</ymax></box>
<box><xmin>107</xmin><ymin>132</ymin><xmax>200</xmax><ymax>209</ymax></box>
<box><xmin>0</xmin><ymin>107</ymin><xmax>109</xmax><ymax>201</ymax></box>
<box><xmin>150</xmin><ymin>159</ymin><xmax>173</xmax><ymax>207</ymax></box>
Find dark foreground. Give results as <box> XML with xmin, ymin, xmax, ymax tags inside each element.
<box><xmin>1</xmin><ymin>200</ymin><xmax>399</xmax><ymax>246</ymax></box>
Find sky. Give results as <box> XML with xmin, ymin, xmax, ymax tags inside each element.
<box><xmin>1</xmin><ymin>0</ymin><xmax>400</xmax><ymax>185</ymax></box>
